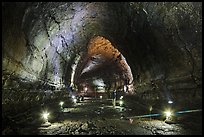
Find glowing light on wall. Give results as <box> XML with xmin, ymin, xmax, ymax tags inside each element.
<box><xmin>93</xmin><ymin>78</ymin><xmax>105</xmax><ymax>87</ymax></box>
<box><xmin>81</xmin><ymin>60</ymin><xmax>98</xmax><ymax>74</ymax></box>
<box><xmin>70</xmin><ymin>54</ymin><xmax>81</xmax><ymax>87</ymax></box>
<box><xmin>81</xmin><ymin>54</ymin><xmax>106</xmax><ymax>74</ymax></box>
<box><xmin>124</xmin><ymin>85</ymin><xmax>127</xmax><ymax>92</ymax></box>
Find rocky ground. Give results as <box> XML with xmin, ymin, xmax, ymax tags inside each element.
<box><xmin>2</xmin><ymin>96</ymin><xmax>202</xmax><ymax>135</ymax></box>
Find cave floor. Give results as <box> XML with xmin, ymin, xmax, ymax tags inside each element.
<box><xmin>2</xmin><ymin>96</ymin><xmax>202</xmax><ymax>135</ymax></box>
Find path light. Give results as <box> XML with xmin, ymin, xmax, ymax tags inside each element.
<box><xmin>120</xmin><ymin>96</ymin><xmax>123</xmax><ymax>100</ymax></box>
<box><xmin>165</xmin><ymin>111</ymin><xmax>172</xmax><ymax>117</ymax></box>
<box><xmin>42</xmin><ymin>111</ymin><xmax>50</xmax><ymax>123</ymax></box>
<box><xmin>168</xmin><ymin>100</ymin><xmax>173</xmax><ymax>104</ymax></box>
<box><xmin>73</xmin><ymin>98</ymin><xmax>77</xmax><ymax>103</ymax></box>
<box><xmin>59</xmin><ymin>101</ymin><xmax>64</xmax><ymax>111</ymax></box>
<box><xmin>100</xmin><ymin>95</ymin><xmax>102</xmax><ymax>99</ymax></box>
<box><xmin>164</xmin><ymin>109</ymin><xmax>173</xmax><ymax>120</ymax></box>
<box><xmin>119</xmin><ymin>100</ymin><xmax>123</xmax><ymax>106</ymax></box>
<box><xmin>129</xmin><ymin>118</ymin><xmax>133</xmax><ymax>124</ymax></box>
<box><xmin>59</xmin><ymin>101</ymin><xmax>64</xmax><ymax>107</ymax></box>
<box><xmin>149</xmin><ymin>106</ymin><xmax>153</xmax><ymax>112</ymax></box>
<box><xmin>149</xmin><ymin>106</ymin><xmax>153</xmax><ymax>121</ymax></box>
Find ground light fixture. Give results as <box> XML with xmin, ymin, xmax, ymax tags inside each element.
<box><xmin>149</xmin><ymin>106</ymin><xmax>153</xmax><ymax>112</ymax></box>
<box><xmin>149</xmin><ymin>106</ymin><xmax>153</xmax><ymax>120</ymax></box>
<box><xmin>41</xmin><ymin>111</ymin><xmax>51</xmax><ymax>127</ymax></box>
<box><xmin>59</xmin><ymin>101</ymin><xmax>64</xmax><ymax>107</ymax></box>
<box><xmin>164</xmin><ymin>109</ymin><xmax>173</xmax><ymax>120</ymax></box>
<box><xmin>73</xmin><ymin>98</ymin><xmax>77</xmax><ymax>103</ymax></box>
<box><xmin>119</xmin><ymin>100</ymin><xmax>123</xmax><ymax>106</ymax></box>
<box><xmin>72</xmin><ymin>95</ymin><xmax>76</xmax><ymax>99</ymax></box>
<box><xmin>59</xmin><ymin>101</ymin><xmax>64</xmax><ymax>111</ymax></box>
<box><xmin>42</xmin><ymin>111</ymin><xmax>50</xmax><ymax>123</ymax></box>
<box><xmin>168</xmin><ymin>100</ymin><xmax>173</xmax><ymax>104</ymax></box>
<box><xmin>120</xmin><ymin>96</ymin><xmax>123</xmax><ymax>100</ymax></box>
<box><xmin>100</xmin><ymin>95</ymin><xmax>103</xmax><ymax>99</ymax></box>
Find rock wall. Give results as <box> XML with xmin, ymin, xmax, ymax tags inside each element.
<box><xmin>2</xmin><ymin>2</ymin><xmax>202</xmax><ymax>109</ymax></box>
<box><xmin>121</xmin><ymin>2</ymin><xmax>202</xmax><ymax>97</ymax></box>
<box><xmin>2</xmin><ymin>2</ymin><xmax>128</xmax><ymax>90</ymax></box>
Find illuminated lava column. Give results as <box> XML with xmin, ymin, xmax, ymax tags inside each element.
<box><xmin>81</xmin><ymin>36</ymin><xmax>134</xmax><ymax>92</ymax></box>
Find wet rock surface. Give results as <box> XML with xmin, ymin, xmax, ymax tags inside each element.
<box><xmin>2</xmin><ymin>97</ymin><xmax>201</xmax><ymax>135</ymax></box>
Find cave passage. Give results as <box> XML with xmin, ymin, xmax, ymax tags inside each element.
<box><xmin>73</xmin><ymin>36</ymin><xmax>134</xmax><ymax>96</ymax></box>
<box><xmin>2</xmin><ymin>2</ymin><xmax>202</xmax><ymax>135</ymax></box>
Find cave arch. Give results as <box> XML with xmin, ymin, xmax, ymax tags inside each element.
<box><xmin>73</xmin><ymin>36</ymin><xmax>134</xmax><ymax>95</ymax></box>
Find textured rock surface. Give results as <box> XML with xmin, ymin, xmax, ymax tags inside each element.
<box><xmin>2</xmin><ymin>2</ymin><xmax>202</xmax><ymax>133</ymax></box>
<box><xmin>2</xmin><ymin>2</ymin><xmax>129</xmax><ymax>89</ymax></box>
<box><xmin>2</xmin><ymin>97</ymin><xmax>201</xmax><ymax>135</ymax></box>
<box><xmin>125</xmin><ymin>2</ymin><xmax>202</xmax><ymax>91</ymax></box>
